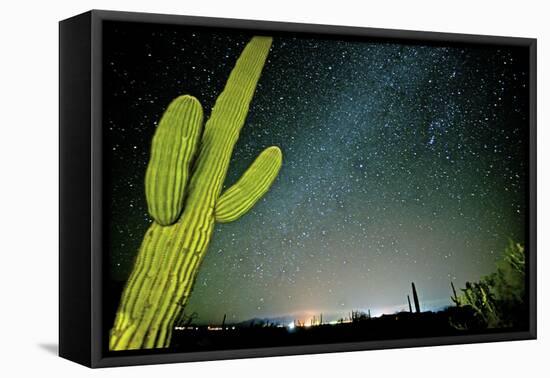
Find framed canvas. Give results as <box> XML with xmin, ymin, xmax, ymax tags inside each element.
<box><xmin>59</xmin><ymin>10</ymin><xmax>537</xmax><ymax>368</ymax></box>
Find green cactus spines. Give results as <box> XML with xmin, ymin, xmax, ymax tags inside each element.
<box><xmin>145</xmin><ymin>95</ymin><xmax>203</xmax><ymax>225</ymax></box>
<box><xmin>109</xmin><ymin>36</ymin><xmax>281</xmax><ymax>350</ymax></box>
<box><xmin>216</xmin><ymin>146</ymin><xmax>282</xmax><ymax>222</ymax></box>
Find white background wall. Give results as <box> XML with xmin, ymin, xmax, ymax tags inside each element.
<box><xmin>0</xmin><ymin>0</ymin><xmax>547</xmax><ymax>376</ymax></box>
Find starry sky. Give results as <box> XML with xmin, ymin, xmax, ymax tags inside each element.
<box><xmin>103</xmin><ymin>21</ymin><xmax>529</xmax><ymax>325</ymax></box>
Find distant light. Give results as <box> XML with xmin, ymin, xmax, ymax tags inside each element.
<box><xmin>287</xmin><ymin>322</ymin><xmax>295</xmax><ymax>330</ymax></box>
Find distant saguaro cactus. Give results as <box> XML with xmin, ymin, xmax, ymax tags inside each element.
<box><xmin>450</xmin><ymin>281</ymin><xmax>460</xmax><ymax>307</ymax></box>
<box><xmin>109</xmin><ymin>36</ymin><xmax>282</xmax><ymax>350</ymax></box>
<box><xmin>411</xmin><ymin>282</ymin><xmax>421</xmax><ymax>313</ymax></box>
<box><xmin>407</xmin><ymin>294</ymin><xmax>413</xmax><ymax>313</ymax></box>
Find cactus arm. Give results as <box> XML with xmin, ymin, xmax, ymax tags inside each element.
<box><xmin>215</xmin><ymin>146</ymin><xmax>282</xmax><ymax>223</ymax></box>
<box><xmin>145</xmin><ymin>95</ymin><xmax>203</xmax><ymax>225</ymax></box>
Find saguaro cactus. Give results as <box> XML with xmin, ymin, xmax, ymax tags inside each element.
<box><xmin>411</xmin><ymin>282</ymin><xmax>421</xmax><ymax>313</ymax></box>
<box><xmin>450</xmin><ymin>281</ymin><xmax>460</xmax><ymax>307</ymax></box>
<box><xmin>109</xmin><ymin>36</ymin><xmax>282</xmax><ymax>350</ymax></box>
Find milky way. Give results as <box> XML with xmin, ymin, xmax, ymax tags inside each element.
<box><xmin>104</xmin><ymin>21</ymin><xmax>529</xmax><ymax>324</ymax></box>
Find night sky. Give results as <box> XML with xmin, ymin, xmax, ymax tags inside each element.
<box><xmin>104</xmin><ymin>21</ymin><xmax>529</xmax><ymax>325</ymax></box>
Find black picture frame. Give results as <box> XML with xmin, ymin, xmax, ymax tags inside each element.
<box><xmin>59</xmin><ymin>9</ymin><xmax>537</xmax><ymax>368</ymax></box>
